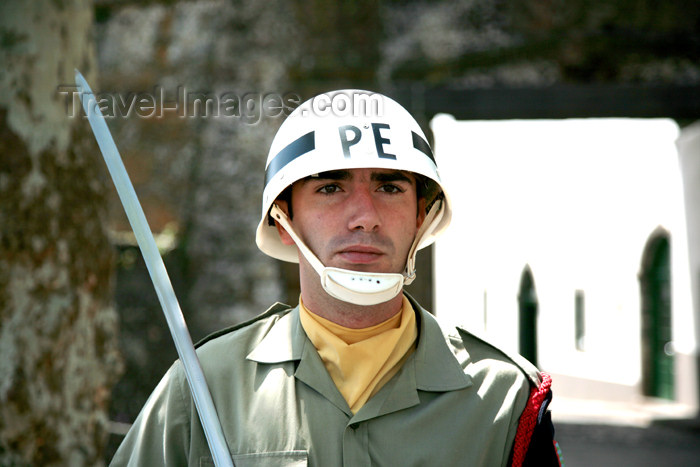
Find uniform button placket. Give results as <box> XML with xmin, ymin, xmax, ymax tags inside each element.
<box><xmin>342</xmin><ymin>421</ymin><xmax>370</xmax><ymax>466</ymax></box>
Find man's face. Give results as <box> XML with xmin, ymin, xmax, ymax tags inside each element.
<box><xmin>276</xmin><ymin>168</ymin><xmax>426</xmax><ymax>275</ymax></box>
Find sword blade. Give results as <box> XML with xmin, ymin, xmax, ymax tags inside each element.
<box><xmin>74</xmin><ymin>70</ymin><xmax>233</xmax><ymax>467</ymax></box>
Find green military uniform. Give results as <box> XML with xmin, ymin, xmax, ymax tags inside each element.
<box><xmin>111</xmin><ymin>296</ymin><xmax>541</xmax><ymax>467</ymax></box>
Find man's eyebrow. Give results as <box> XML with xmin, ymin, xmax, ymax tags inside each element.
<box><xmin>371</xmin><ymin>170</ymin><xmax>414</xmax><ymax>185</ymax></box>
<box><xmin>303</xmin><ymin>170</ymin><xmax>351</xmax><ymax>182</ymax></box>
<box><xmin>318</xmin><ymin>170</ymin><xmax>352</xmax><ymax>180</ymax></box>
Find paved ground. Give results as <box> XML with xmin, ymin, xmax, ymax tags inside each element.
<box><xmin>556</xmin><ymin>421</ymin><xmax>700</xmax><ymax>467</ymax></box>
<box><xmin>552</xmin><ymin>397</ymin><xmax>700</xmax><ymax>467</ymax></box>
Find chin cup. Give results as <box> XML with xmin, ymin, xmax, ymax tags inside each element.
<box><xmin>322</xmin><ymin>267</ymin><xmax>404</xmax><ymax>306</ymax></box>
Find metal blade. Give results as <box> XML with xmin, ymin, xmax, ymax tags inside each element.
<box><xmin>74</xmin><ymin>70</ymin><xmax>233</xmax><ymax>467</ymax></box>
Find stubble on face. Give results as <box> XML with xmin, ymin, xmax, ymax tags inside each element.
<box><xmin>294</xmin><ymin>169</ymin><xmax>419</xmax><ymax>272</ymax></box>
<box><xmin>277</xmin><ymin>168</ymin><xmax>425</xmax><ymax>326</ymax></box>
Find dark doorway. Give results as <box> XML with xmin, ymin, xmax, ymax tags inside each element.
<box><xmin>640</xmin><ymin>230</ymin><xmax>674</xmax><ymax>400</ymax></box>
<box><xmin>518</xmin><ymin>265</ymin><xmax>539</xmax><ymax>366</ymax></box>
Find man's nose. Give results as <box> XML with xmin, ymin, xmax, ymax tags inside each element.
<box><xmin>347</xmin><ymin>187</ymin><xmax>381</xmax><ymax>232</ymax></box>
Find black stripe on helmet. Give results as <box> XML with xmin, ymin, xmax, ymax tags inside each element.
<box><xmin>412</xmin><ymin>131</ymin><xmax>435</xmax><ymax>164</ymax></box>
<box><xmin>264</xmin><ymin>131</ymin><xmax>316</xmax><ymax>186</ymax></box>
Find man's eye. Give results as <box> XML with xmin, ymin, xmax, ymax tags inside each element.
<box><xmin>318</xmin><ymin>184</ymin><xmax>341</xmax><ymax>194</ymax></box>
<box><xmin>378</xmin><ymin>184</ymin><xmax>404</xmax><ymax>194</ymax></box>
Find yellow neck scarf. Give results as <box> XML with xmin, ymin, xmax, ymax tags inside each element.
<box><xmin>299</xmin><ymin>296</ymin><xmax>417</xmax><ymax>413</ymax></box>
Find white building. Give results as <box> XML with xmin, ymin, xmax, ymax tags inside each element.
<box><xmin>431</xmin><ymin>116</ymin><xmax>700</xmax><ymax>417</ymax></box>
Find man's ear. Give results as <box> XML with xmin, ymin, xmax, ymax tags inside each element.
<box><xmin>273</xmin><ymin>201</ymin><xmax>295</xmax><ymax>246</ymax></box>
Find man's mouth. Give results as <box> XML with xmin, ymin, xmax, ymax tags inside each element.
<box><xmin>336</xmin><ymin>245</ymin><xmax>385</xmax><ymax>264</ymax></box>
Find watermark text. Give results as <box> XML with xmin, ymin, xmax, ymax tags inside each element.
<box><xmin>58</xmin><ymin>85</ymin><xmax>302</xmax><ymax>124</ymax></box>
<box><xmin>301</xmin><ymin>91</ymin><xmax>384</xmax><ymax>118</ymax></box>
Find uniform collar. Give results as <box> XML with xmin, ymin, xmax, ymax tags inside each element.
<box><xmin>408</xmin><ymin>294</ymin><xmax>472</xmax><ymax>392</ymax></box>
<box><xmin>246</xmin><ymin>306</ymin><xmax>350</xmax><ymax>413</ymax></box>
<box><xmin>246</xmin><ymin>307</ymin><xmax>305</xmax><ymax>363</ymax></box>
<box><xmin>246</xmin><ymin>296</ymin><xmax>471</xmax><ymax>393</ymax></box>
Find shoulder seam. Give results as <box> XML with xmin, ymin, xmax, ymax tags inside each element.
<box><xmin>195</xmin><ymin>302</ymin><xmax>293</xmax><ymax>348</ymax></box>
<box><xmin>456</xmin><ymin>327</ymin><xmax>541</xmax><ymax>388</ymax></box>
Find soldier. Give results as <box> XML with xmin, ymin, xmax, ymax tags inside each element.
<box><xmin>111</xmin><ymin>89</ymin><xmax>562</xmax><ymax>466</ymax></box>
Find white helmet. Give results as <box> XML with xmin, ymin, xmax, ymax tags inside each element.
<box><xmin>255</xmin><ymin>89</ymin><xmax>452</xmax><ymax>305</ymax></box>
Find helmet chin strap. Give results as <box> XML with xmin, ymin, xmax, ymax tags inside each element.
<box><xmin>269</xmin><ymin>201</ymin><xmax>443</xmax><ymax>306</ymax></box>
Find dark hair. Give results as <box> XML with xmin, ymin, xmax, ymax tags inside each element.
<box><xmin>267</xmin><ymin>185</ymin><xmax>293</xmax><ymax>226</ymax></box>
<box><xmin>414</xmin><ymin>174</ymin><xmax>441</xmax><ymax>211</ymax></box>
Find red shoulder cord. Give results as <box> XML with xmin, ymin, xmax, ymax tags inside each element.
<box><xmin>510</xmin><ymin>372</ymin><xmax>552</xmax><ymax>467</ymax></box>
